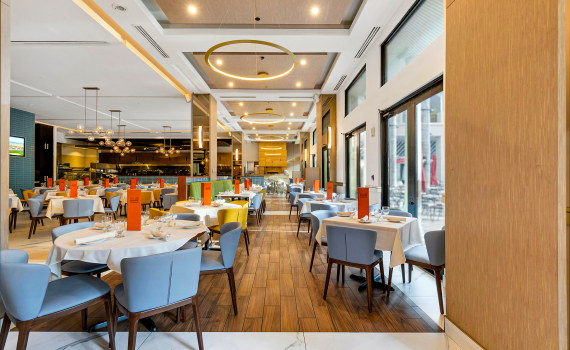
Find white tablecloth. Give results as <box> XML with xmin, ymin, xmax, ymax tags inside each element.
<box><xmin>45</xmin><ymin>190</ymin><xmax>87</xmax><ymax>201</ymax></box>
<box><xmin>32</xmin><ymin>187</ymin><xmax>58</xmax><ymax>194</ymax></box>
<box><xmin>84</xmin><ymin>188</ymin><xmax>106</xmax><ymax>196</ymax></box>
<box><xmin>9</xmin><ymin>194</ymin><xmax>23</xmax><ymax>211</ymax></box>
<box><xmin>293</xmin><ymin>191</ymin><xmax>329</xmax><ymax>204</ymax></box>
<box><xmin>45</xmin><ymin>196</ymin><xmax>105</xmax><ymax>219</ymax></box>
<box><xmin>316</xmin><ymin>216</ymin><xmax>423</xmax><ymax>268</ymax></box>
<box><xmin>290</xmin><ymin>184</ymin><xmax>304</xmax><ymax>190</ymax></box>
<box><xmin>300</xmin><ymin>200</ymin><xmax>357</xmax><ymax>214</ymax></box>
<box><xmin>46</xmin><ymin>221</ymin><xmax>208</xmax><ymax>278</ymax></box>
<box><xmin>170</xmin><ymin>203</ymin><xmax>242</xmax><ymax>226</ymax></box>
<box><xmin>215</xmin><ymin>192</ymin><xmax>256</xmax><ymax>205</ymax></box>
<box><xmin>116</xmin><ymin>190</ymin><xmax>155</xmax><ymax>204</ymax></box>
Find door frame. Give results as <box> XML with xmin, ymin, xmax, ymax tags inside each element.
<box><xmin>344</xmin><ymin>123</ymin><xmax>366</xmax><ymax>198</ymax></box>
<box><xmin>380</xmin><ymin>80</ymin><xmax>443</xmax><ymax>216</ymax></box>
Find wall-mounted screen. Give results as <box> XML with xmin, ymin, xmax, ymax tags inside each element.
<box><xmin>9</xmin><ymin>136</ymin><xmax>25</xmax><ymax>157</ymax></box>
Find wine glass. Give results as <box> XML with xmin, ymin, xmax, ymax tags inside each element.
<box><xmin>381</xmin><ymin>206</ymin><xmax>390</xmax><ymax>218</ymax></box>
<box><xmin>142</xmin><ymin>210</ymin><xmax>149</xmax><ymax>225</ymax></box>
<box><xmin>154</xmin><ymin>220</ymin><xmax>163</xmax><ymax>233</ymax></box>
<box><xmin>115</xmin><ymin>220</ymin><xmax>125</xmax><ymax>238</ymax></box>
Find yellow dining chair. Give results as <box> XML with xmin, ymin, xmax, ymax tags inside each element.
<box><xmin>208</xmin><ymin>208</ymin><xmax>240</xmax><ymax>236</ymax></box>
<box><xmin>152</xmin><ymin>189</ymin><xmax>162</xmax><ymax>208</ymax></box>
<box><xmin>236</xmin><ymin>207</ymin><xmax>250</xmax><ymax>255</ymax></box>
<box><xmin>88</xmin><ymin>189</ymin><xmax>97</xmax><ymax>195</ymax></box>
<box><xmin>149</xmin><ymin>208</ymin><xmax>167</xmax><ymax>219</ymax></box>
<box><xmin>230</xmin><ymin>200</ymin><xmax>248</xmax><ymax>208</ymax></box>
<box><xmin>56</xmin><ymin>192</ymin><xmax>68</xmax><ymax>197</ymax></box>
<box><xmin>85</xmin><ymin>185</ymin><xmax>97</xmax><ymax>190</ymax></box>
<box><xmin>259</xmin><ymin>189</ymin><xmax>267</xmax><ymax>213</ymax></box>
<box><xmin>175</xmin><ymin>200</ymin><xmax>189</xmax><ymax>205</ymax></box>
<box><xmin>141</xmin><ymin>191</ymin><xmax>152</xmax><ymax>210</ymax></box>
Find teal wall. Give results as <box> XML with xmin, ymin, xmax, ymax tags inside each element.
<box><xmin>10</xmin><ymin>108</ymin><xmax>35</xmax><ymax>197</ymax></box>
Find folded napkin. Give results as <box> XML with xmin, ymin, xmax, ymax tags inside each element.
<box><xmin>150</xmin><ymin>230</ymin><xmax>171</xmax><ymax>241</ymax></box>
<box><xmin>360</xmin><ymin>215</ymin><xmax>369</xmax><ymax>221</ymax></box>
<box><xmin>175</xmin><ymin>221</ymin><xmax>202</xmax><ymax>228</ymax></box>
<box><xmin>75</xmin><ymin>231</ymin><xmax>115</xmax><ymax>245</ymax></box>
<box><xmin>93</xmin><ymin>222</ymin><xmax>105</xmax><ymax>228</ymax></box>
<box><xmin>384</xmin><ymin>215</ymin><xmax>406</xmax><ymax>222</ymax></box>
<box><xmin>337</xmin><ymin>211</ymin><xmax>351</xmax><ymax>216</ymax></box>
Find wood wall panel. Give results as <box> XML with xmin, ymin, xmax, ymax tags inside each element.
<box><xmin>445</xmin><ymin>0</ymin><xmax>567</xmax><ymax>349</ymax></box>
<box><xmin>258</xmin><ymin>142</ymin><xmax>287</xmax><ymax>174</ymax></box>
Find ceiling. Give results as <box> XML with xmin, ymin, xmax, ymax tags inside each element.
<box><xmin>10</xmin><ymin>0</ymin><xmax>406</xmax><ymax>142</ymax></box>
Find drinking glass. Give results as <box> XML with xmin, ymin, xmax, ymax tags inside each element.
<box><xmin>381</xmin><ymin>206</ymin><xmax>390</xmax><ymax>217</ymax></box>
<box><xmin>142</xmin><ymin>210</ymin><xmax>149</xmax><ymax>225</ymax></box>
<box><xmin>116</xmin><ymin>220</ymin><xmax>125</xmax><ymax>238</ymax></box>
<box><xmin>154</xmin><ymin>220</ymin><xmax>163</xmax><ymax>233</ymax></box>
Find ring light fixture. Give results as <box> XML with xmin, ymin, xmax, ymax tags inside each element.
<box><xmin>205</xmin><ymin>40</ymin><xmax>297</xmax><ymax>81</ymax></box>
<box><xmin>240</xmin><ymin>112</ymin><xmax>286</xmax><ymax>124</ymax></box>
<box><xmin>256</xmin><ymin>135</ymin><xmax>285</xmax><ymax>141</ymax></box>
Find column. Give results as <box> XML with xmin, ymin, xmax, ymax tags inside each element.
<box><xmin>315</xmin><ymin>95</ymin><xmax>322</xmax><ymax>182</ymax></box>
<box><xmin>0</xmin><ymin>0</ymin><xmax>10</xmax><ymax>250</ymax></box>
<box><xmin>209</xmin><ymin>95</ymin><xmax>217</xmax><ymax>181</ymax></box>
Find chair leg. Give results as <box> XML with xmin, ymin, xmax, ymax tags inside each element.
<box><xmin>365</xmin><ymin>266</ymin><xmax>373</xmax><ymax>312</ymax></box>
<box><xmin>180</xmin><ymin>306</ymin><xmax>187</xmax><ymax>322</ymax></box>
<box><xmin>243</xmin><ymin>230</ymin><xmax>249</xmax><ymax>256</ymax></box>
<box><xmin>401</xmin><ymin>264</ymin><xmax>406</xmax><ymax>283</ymax></box>
<box><xmin>127</xmin><ymin>315</ymin><xmax>140</xmax><ymax>350</ymax></box>
<box><xmin>191</xmin><ymin>302</ymin><xmax>204</xmax><ymax>350</ymax></box>
<box><xmin>15</xmin><ymin>320</ymin><xmax>32</xmax><ymax>350</ymax></box>
<box><xmin>227</xmin><ymin>267</ymin><xmax>238</xmax><ymax>315</ymax></box>
<box><xmin>386</xmin><ymin>268</ymin><xmax>393</xmax><ymax>298</ymax></box>
<box><xmin>323</xmin><ymin>260</ymin><xmax>333</xmax><ymax>300</ymax></box>
<box><xmin>409</xmin><ymin>263</ymin><xmax>413</xmax><ymax>281</ymax></box>
<box><xmin>289</xmin><ymin>206</ymin><xmax>293</xmax><ymax>219</ymax></box>
<box><xmin>379</xmin><ymin>259</ymin><xmax>386</xmax><ymax>289</ymax></box>
<box><xmin>309</xmin><ymin>242</ymin><xmax>318</xmax><ymax>272</ymax></box>
<box><xmin>296</xmin><ymin>218</ymin><xmax>302</xmax><ymax>237</ymax></box>
<box><xmin>27</xmin><ymin>219</ymin><xmax>35</xmax><ymax>239</ymax></box>
<box><xmin>40</xmin><ymin>219</ymin><xmax>44</xmax><ymax>226</ymax></box>
<box><xmin>336</xmin><ymin>264</ymin><xmax>341</xmax><ymax>282</ymax></box>
<box><xmin>81</xmin><ymin>308</ymin><xmax>88</xmax><ymax>330</ymax></box>
<box><xmin>0</xmin><ymin>312</ymin><xmax>11</xmax><ymax>350</ymax></box>
<box><xmin>434</xmin><ymin>267</ymin><xmax>445</xmax><ymax>314</ymax></box>
<box><xmin>102</xmin><ymin>294</ymin><xmax>116</xmax><ymax>350</ymax></box>
<box><xmin>245</xmin><ymin>228</ymin><xmax>250</xmax><ymax>244</ymax></box>
<box><xmin>13</xmin><ymin>211</ymin><xmax>17</xmax><ymax>229</ymax></box>
<box><xmin>342</xmin><ymin>265</ymin><xmax>345</xmax><ymax>284</ymax></box>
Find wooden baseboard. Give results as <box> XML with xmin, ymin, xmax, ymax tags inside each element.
<box><xmin>445</xmin><ymin>318</ymin><xmax>485</xmax><ymax>350</ymax></box>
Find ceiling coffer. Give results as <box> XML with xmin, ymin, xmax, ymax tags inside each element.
<box><xmin>132</xmin><ymin>25</ymin><xmax>170</xmax><ymax>58</ymax></box>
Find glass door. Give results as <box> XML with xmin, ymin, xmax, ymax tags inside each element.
<box><xmin>346</xmin><ymin>125</ymin><xmax>366</xmax><ymax>198</ymax></box>
<box><xmin>381</xmin><ymin>80</ymin><xmax>443</xmax><ymax>233</ymax></box>
<box><xmin>322</xmin><ymin>148</ymin><xmax>330</xmax><ymax>184</ymax></box>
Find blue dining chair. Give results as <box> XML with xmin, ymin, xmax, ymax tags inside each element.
<box><xmin>248</xmin><ymin>194</ymin><xmax>263</xmax><ymax>224</ymax></box>
<box><xmin>296</xmin><ymin>198</ymin><xmax>313</xmax><ymax>238</ymax></box>
<box><xmin>324</xmin><ymin>226</ymin><xmax>385</xmax><ymax>312</ymax></box>
<box><xmin>200</xmin><ymin>222</ymin><xmax>242</xmax><ymax>315</ymax></box>
<box><xmin>26</xmin><ymin>198</ymin><xmax>47</xmax><ymax>239</ymax></box>
<box><xmin>175</xmin><ymin>213</ymin><xmax>202</xmax><ymax>250</ymax></box>
<box><xmin>389</xmin><ymin>210</ymin><xmax>412</xmax><ymax>217</ymax></box>
<box><xmin>113</xmin><ymin>247</ymin><xmax>203</xmax><ymax>350</ymax></box>
<box><xmin>62</xmin><ymin>199</ymin><xmax>95</xmax><ymax>225</ymax></box>
<box><xmin>160</xmin><ymin>188</ymin><xmax>176</xmax><ymax>207</ymax></box>
<box><xmin>288</xmin><ymin>190</ymin><xmax>301</xmax><ymax>219</ymax></box>
<box><xmin>310</xmin><ymin>203</ymin><xmax>338</xmax><ymax>213</ymax></box>
<box><xmin>0</xmin><ymin>249</ymin><xmax>115</xmax><ymax>348</ymax></box>
<box><xmin>163</xmin><ymin>193</ymin><xmax>178</xmax><ymax>211</ymax></box>
<box><xmin>402</xmin><ymin>230</ymin><xmax>446</xmax><ymax>314</ymax></box>
<box><xmin>308</xmin><ymin>210</ymin><xmax>338</xmax><ymax>271</ymax></box>
<box><xmin>105</xmin><ymin>195</ymin><xmax>121</xmax><ymax>220</ymax></box>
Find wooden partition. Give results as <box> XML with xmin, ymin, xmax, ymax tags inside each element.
<box><xmin>445</xmin><ymin>0</ymin><xmax>567</xmax><ymax>348</ymax></box>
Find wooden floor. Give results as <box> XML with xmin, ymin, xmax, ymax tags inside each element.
<box><xmin>24</xmin><ymin>194</ymin><xmax>442</xmax><ymax>333</ymax></box>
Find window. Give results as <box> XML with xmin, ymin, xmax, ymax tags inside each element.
<box><xmin>345</xmin><ymin>125</ymin><xmax>366</xmax><ymax>198</ymax></box>
<box><xmin>345</xmin><ymin>66</ymin><xmax>366</xmax><ymax>115</ymax></box>
<box><xmin>312</xmin><ymin>154</ymin><xmax>316</xmax><ymax>167</ymax></box>
<box><xmin>322</xmin><ymin>111</ymin><xmax>330</xmax><ymax>135</ymax></box>
<box><xmin>381</xmin><ymin>0</ymin><xmax>444</xmax><ymax>85</ymax></box>
<box><xmin>312</xmin><ymin>129</ymin><xmax>316</xmax><ymax>145</ymax></box>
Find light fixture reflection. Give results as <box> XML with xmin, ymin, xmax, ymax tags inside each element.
<box><xmin>189</xmin><ymin>6</ymin><xmax>196</xmax><ymax>13</ymax></box>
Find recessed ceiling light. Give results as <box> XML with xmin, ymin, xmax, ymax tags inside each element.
<box><xmin>253</xmin><ymin>127</ymin><xmax>256</xmax><ymax>130</ymax></box>
<box><xmin>296</xmin><ymin>82</ymin><xmax>301</xmax><ymax>87</ymax></box>
<box><xmin>239</xmin><ymin>102</ymin><xmax>243</xmax><ymax>106</ymax></box>
<box><xmin>229</xmin><ymin>82</ymin><xmax>233</xmax><ymax>87</ymax></box>
<box><xmin>288</xmin><ymin>127</ymin><xmax>290</xmax><ymax>130</ymax></box>
<box><xmin>216</xmin><ymin>59</ymin><xmax>222</xmax><ymax>65</ymax></box>
<box><xmin>301</xmin><ymin>60</ymin><xmax>306</xmax><ymax>65</ymax></box>
<box><xmin>311</xmin><ymin>7</ymin><xmax>318</xmax><ymax>14</ymax></box>
<box><xmin>256</xmin><ymin>133</ymin><xmax>258</xmax><ymax>135</ymax></box>
<box><xmin>292</xmin><ymin>102</ymin><xmax>296</xmax><ymax>106</ymax></box>
<box><xmin>290</xmin><ymin>113</ymin><xmax>293</xmax><ymax>116</ymax></box>
<box><xmin>189</xmin><ymin>6</ymin><xmax>197</xmax><ymax>13</ymax></box>
<box><xmin>289</xmin><ymin>122</ymin><xmax>292</xmax><ymax>124</ymax></box>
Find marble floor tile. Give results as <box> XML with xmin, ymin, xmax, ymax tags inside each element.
<box><xmin>304</xmin><ymin>332</ymin><xmax>447</xmax><ymax>350</ymax></box>
<box><xmin>408</xmin><ymin>296</ymin><xmax>446</xmax><ymax>328</ymax></box>
<box><xmin>4</xmin><ymin>331</ymin><xmax>150</xmax><ymax>350</ymax></box>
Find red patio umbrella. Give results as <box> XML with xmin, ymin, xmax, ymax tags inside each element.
<box><xmin>430</xmin><ymin>154</ymin><xmax>438</xmax><ymax>186</ymax></box>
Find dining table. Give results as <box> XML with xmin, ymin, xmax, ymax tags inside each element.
<box><xmin>215</xmin><ymin>191</ymin><xmax>257</xmax><ymax>205</ymax></box>
<box><xmin>316</xmin><ymin>215</ymin><xmax>423</xmax><ymax>290</ymax></box>
<box><xmin>300</xmin><ymin>199</ymin><xmax>357</xmax><ymax>214</ymax></box>
<box><xmin>44</xmin><ymin>189</ymin><xmax>87</xmax><ymax>200</ymax></box>
<box><xmin>45</xmin><ymin>196</ymin><xmax>105</xmax><ymax>219</ymax></box>
<box><xmin>8</xmin><ymin>193</ymin><xmax>23</xmax><ymax>211</ymax></box>
<box><xmin>116</xmin><ymin>189</ymin><xmax>155</xmax><ymax>204</ymax></box>
<box><xmin>169</xmin><ymin>202</ymin><xmax>242</xmax><ymax>226</ymax></box>
<box><xmin>293</xmin><ymin>191</ymin><xmax>331</xmax><ymax>204</ymax></box>
<box><xmin>46</xmin><ymin>220</ymin><xmax>207</xmax><ymax>332</ymax></box>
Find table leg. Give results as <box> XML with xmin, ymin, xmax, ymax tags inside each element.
<box><xmin>349</xmin><ymin>273</ymin><xmax>394</xmax><ymax>292</ymax></box>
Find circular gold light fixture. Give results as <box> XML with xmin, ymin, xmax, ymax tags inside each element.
<box><xmin>257</xmin><ymin>135</ymin><xmax>284</xmax><ymax>141</ymax></box>
<box><xmin>240</xmin><ymin>112</ymin><xmax>286</xmax><ymax>124</ymax></box>
<box><xmin>205</xmin><ymin>40</ymin><xmax>297</xmax><ymax>81</ymax></box>
<box><xmin>266</xmin><ymin>108</ymin><xmax>273</xmax><ymax>112</ymax></box>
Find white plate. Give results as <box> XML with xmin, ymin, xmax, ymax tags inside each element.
<box><xmin>176</xmin><ymin>221</ymin><xmax>202</xmax><ymax>228</ymax></box>
<box><xmin>386</xmin><ymin>218</ymin><xmax>404</xmax><ymax>223</ymax></box>
<box><xmin>337</xmin><ymin>212</ymin><xmax>351</xmax><ymax>217</ymax></box>
<box><xmin>358</xmin><ymin>220</ymin><xmax>373</xmax><ymax>224</ymax></box>
<box><xmin>314</xmin><ymin>198</ymin><xmax>324</xmax><ymax>201</ymax></box>
<box><xmin>76</xmin><ymin>238</ymin><xmax>108</xmax><ymax>246</ymax></box>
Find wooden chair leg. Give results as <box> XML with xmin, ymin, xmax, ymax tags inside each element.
<box><xmin>342</xmin><ymin>265</ymin><xmax>345</xmax><ymax>284</ymax></box>
<box><xmin>15</xmin><ymin>320</ymin><xmax>32</xmax><ymax>350</ymax></box>
<box><xmin>289</xmin><ymin>206</ymin><xmax>293</xmax><ymax>219</ymax></box>
<box><xmin>243</xmin><ymin>231</ymin><xmax>249</xmax><ymax>256</ymax></box>
<box><xmin>296</xmin><ymin>218</ymin><xmax>302</xmax><ymax>237</ymax></box>
<box><xmin>245</xmin><ymin>228</ymin><xmax>250</xmax><ymax>244</ymax></box>
<box><xmin>309</xmin><ymin>242</ymin><xmax>318</xmax><ymax>272</ymax></box>
<box><xmin>323</xmin><ymin>260</ymin><xmax>332</xmax><ymax>300</ymax></box>
<box><xmin>191</xmin><ymin>301</ymin><xmax>204</xmax><ymax>350</ymax></box>
<box><xmin>434</xmin><ymin>266</ymin><xmax>445</xmax><ymax>314</ymax></box>
<box><xmin>386</xmin><ymin>267</ymin><xmax>393</xmax><ymax>298</ymax></box>
<box><xmin>336</xmin><ymin>263</ymin><xmax>341</xmax><ymax>282</ymax></box>
<box><xmin>127</xmin><ymin>315</ymin><xmax>140</xmax><ymax>350</ymax></box>
<box><xmin>379</xmin><ymin>259</ymin><xmax>386</xmax><ymax>289</ymax></box>
<box><xmin>176</xmin><ymin>307</ymin><xmax>182</xmax><ymax>323</ymax></box>
<box><xmin>181</xmin><ymin>305</ymin><xmax>187</xmax><ymax>322</ymax></box>
<box><xmin>227</xmin><ymin>267</ymin><xmax>238</xmax><ymax>315</ymax></box>
<box><xmin>365</xmin><ymin>266</ymin><xmax>373</xmax><ymax>312</ymax></box>
<box><xmin>40</xmin><ymin>219</ymin><xmax>44</xmax><ymax>226</ymax></box>
<box><xmin>401</xmin><ymin>264</ymin><xmax>406</xmax><ymax>283</ymax></box>
<box><xmin>102</xmin><ymin>294</ymin><xmax>116</xmax><ymax>350</ymax></box>
<box><xmin>409</xmin><ymin>263</ymin><xmax>413</xmax><ymax>281</ymax></box>
<box><xmin>81</xmin><ymin>308</ymin><xmax>88</xmax><ymax>329</ymax></box>
<box><xmin>0</xmin><ymin>312</ymin><xmax>11</xmax><ymax>350</ymax></box>
<box><xmin>13</xmin><ymin>211</ymin><xmax>17</xmax><ymax>229</ymax></box>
